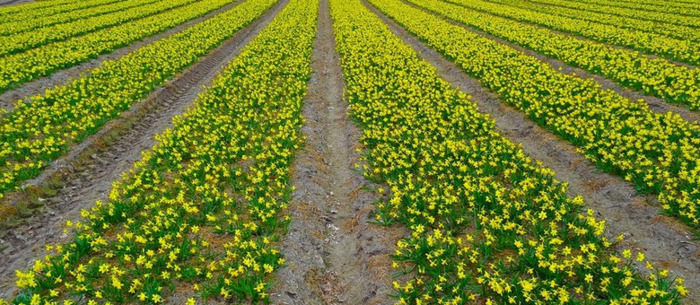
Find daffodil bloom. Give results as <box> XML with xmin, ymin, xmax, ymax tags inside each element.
<box><xmin>444</xmin><ymin>0</ymin><xmax>700</xmax><ymax>66</ymax></box>
<box><xmin>331</xmin><ymin>0</ymin><xmax>685</xmax><ymax>303</ymax></box>
<box><xmin>7</xmin><ymin>0</ymin><xmax>317</xmax><ymax>303</ymax></box>
<box><xmin>0</xmin><ymin>0</ymin><xmax>270</xmax><ymax>201</ymax></box>
<box><xmin>408</xmin><ymin>0</ymin><xmax>700</xmax><ymax>110</ymax></box>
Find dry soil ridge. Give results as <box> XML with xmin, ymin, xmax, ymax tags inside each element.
<box><xmin>272</xmin><ymin>0</ymin><xmax>404</xmax><ymax>303</ymax></box>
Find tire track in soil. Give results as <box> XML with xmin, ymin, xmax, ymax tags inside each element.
<box><xmin>0</xmin><ymin>0</ymin><xmax>289</xmax><ymax>298</ymax></box>
<box><xmin>402</xmin><ymin>0</ymin><xmax>700</xmax><ymax>124</ymax></box>
<box><xmin>0</xmin><ymin>0</ymin><xmax>243</xmax><ymax>112</ymax></box>
<box><xmin>271</xmin><ymin>0</ymin><xmax>405</xmax><ymax>303</ymax></box>
<box><xmin>364</xmin><ymin>1</ymin><xmax>700</xmax><ymax>304</ymax></box>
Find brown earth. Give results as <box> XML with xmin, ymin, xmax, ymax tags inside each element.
<box><xmin>270</xmin><ymin>0</ymin><xmax>404</xmax><ymax>303</ymax></box>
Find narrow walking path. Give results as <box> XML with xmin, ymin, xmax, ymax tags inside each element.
<box><xmin>272</xmin><ymin>0</ymin><xmax>403</xmax><ymax>303</ymax></box>
<box><xmin>364</xmin><ymin>1</ymin><xmax>700</xmax><ymax>303</ymax></box>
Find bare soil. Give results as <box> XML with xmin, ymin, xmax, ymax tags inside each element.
<box><xmin>0</xmin><ymin>0</ymin><xmax>244</xmax><ymax>112</ymax></box>
<box><xmin>365</xmin><ymin>1</ymin><xmax>700</xmax><ymax>304</ymax></box>
<box><xmin>0</xmin><ymin>0</ymin><xmax>288</xmax><ymax>297</ymax></box>
<box><xmin>270</xmin><ymin>0</ymin><xmax>404</xmax><ymax>303</ymax></box>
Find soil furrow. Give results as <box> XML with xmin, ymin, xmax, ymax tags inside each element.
<box><xmin>403</xmin><ymin>0</ymin><xmax>700</xmax><ymax>124</ymax></box>
<box><xmin>364</xmin><ymin>1</ymin><xmax>700</xmax><ymax>304</ymax></box>
<box><xmin>0</xmin><ymin>0</ymin><xmax>242</xmax><ymax>112</ymax></box>
<box><xmin>0</xmin><ymin>0</ymin><xmax>288</xmax><ymax>297</ymax></box>
<box><xmin>271</xmin><ymin>0</ymin><xmax>403</xmax><ymax>303</ymax></box>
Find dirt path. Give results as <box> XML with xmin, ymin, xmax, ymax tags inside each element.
<box><xmin>401</xmin><ymin>0</ymin><xmax>700</xmax><ymax>124</ymax></box>
<box><xmin>0</xmin><ymin>0</ymin><xmax>243</xmax><ymax>112</ymax></box>
<box><xmin>0</xmin><ymin>0</ymin><xmax>289</xmax><ymax>298</ymax></box>
<box><xmin>270</xmin><ymin>0</ymin><xmax>403</xmax><ymax>303</ymax></box>
<box><xmin>365</xmin><ymin>1</ymin><xmax>700</xmax><ymax>303</ymax></box>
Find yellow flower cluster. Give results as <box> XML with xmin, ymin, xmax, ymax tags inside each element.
<box><xmin>410</xmin><ymin>0</ymin><xmax>700</xmax><ymax>110</ymax></box>
<box><xmin>331</xmin><ymin>0</ymin><xmax>684</xmax><ymax>304</ymax></box>
<box><xmin>0</xmin><ymin>0</ymin><xmax>276</xmax><ymax>201</ymax></box>
<box><xmin>0</xmin><ymin>0</ymin><xmax>192</xmax><ymax>57</ymax></box>
<box><xmin>0</xmin><ymin>0</ymin><xmax>161</xmax><ymax>37</ymax></box>
<box><xmin>7</xmin><ymin>0</ymin><xmax>317</xmax><ymax>302</ymax></box>
<box><xmin>372</xmin><ymin>0</ymin><xmax>700</xmax><ymax>233</ymax></box>
<box><xmin>445</xmin><ymin>0</ymin><xmax>700</xmax><ymax>66</ymax></box>
<box><xmin>0</xmin><ymin>0</ymin><xmax>121</xmax><ymax>24</ymax></box>
<box><xmin>528</xmin><ymin>0</ymin><xmax>700</xmax><ymax>28</ymax></box>
<box><xmin>0</xmin><ymin>0</ymin><xmax>233</xmax><ymax>93</ymax></box>
<box><xmin>562</xmin><ymin>0</ymin><xmax>700</xmax><ymax>19</ymax></box>
<box><xmin>492</xmin><ymin>0</ymin><xmax>700</xmax><ymax>42</ymax></box>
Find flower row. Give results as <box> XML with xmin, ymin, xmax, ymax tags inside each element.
<box><xmin>527</xmin><ymin>0</ymin><xmax>700</xmax><ymax>29</ymax></box>
<box><xmin>445</xmin><ymin>0</ymin><xmax>700</xmax><ymax>66</ymax></box>
<box><xmin>0</xmin><ymin>0</ymin><xmax>160</xmax><ymax>37</ymax></box>
<box><xmin>572</xmin><ymin>0</ymin><xmax>700</xmax><ymax>18</ymax></box>
<box><xmin>0</xmin><ymin>0</ymin><xmax>194</xmax><ymax>57</ymax></box>
<box><xmin>620</xmin><ymin>0</ymin><xmax>700</xmax><ymax>10</ymax></box>
<box><xmin>372</xmin><ymin>0</ymin><xmax>700</xmax><ymax>233</ymax></box>
<box><xmin>0</xmin><ymin>0</ymin><xmax>122</xmax><ymax>25</ymax></box>
<box><xmin>407</xmin><ymin>0</ymin><xmax>700</xmax><ymax>110</ymax></box>
<box><xmin>330</xmin><ymin>0</ymin><xmax>684</xmax><ymax>303</ymax></box>
<box><xmin>5</xmin><ymin>0</ymin><xmax>317</xmax><ymax>302</ymax></box>
<box><xmin>0</xmin><ymin>0</ymin><xmax>233</xmax><ymax>93</ymax></box>
<box><xmin>0</xmin><ymin>0</ymin><xmax>272</xmax><ymax>203</ymax></box>
<box><xmin>493</xmin><ymin>0</ymin><xmax>700</xmax><ymax>42</ymax></box>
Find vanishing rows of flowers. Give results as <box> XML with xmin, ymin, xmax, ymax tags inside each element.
<box><xmin>408</xmin><ymin>0</ymin><xmax>700</xmax><ymax>110</ymax></box>
<box><xmin>444</xmin><ymin>0</ymin><xmax>700</xmax><ymax>66</ymax></box>
<box><xmin>0</xmin><ymin>0</ymin><xmax>159</xmax><ymax>36</ymax></box>
<box><xmin>0</xmin><ymin>0</ymin><xmax>274</xmax><ymax>206</ymax></box>
<box><xmin>492</xmin><ymin>0</ymin><xmax>700</xmax><ymax>42</ymax></box>
<box><xmin>0</xmin><ymin>0</ymin><xmax>120</xmax><ymax>24</ymax></box>
<box><xmin>5</xmin><ymin>0</ymin><xmax>317</xmax><ymax>302</ymax></box>
<box><xmin>526</xmin><ymin>0</ymin><xmax>700</xmax><ymax>28</ymax></box>
<box><xmin>330</xmin><ymin>0</ymin><xmax>685</xmax><ymax>303</ymax></box>
<box><xmin>0</xmin><ymin>0</ymin><xmax>232</xmax><ymax>93</ymax></box>
<box><xmin>372</xmin><ymin>0</ymin><xmax>700</xmax><ymax>234</ymax></box>
<box><xmin>570</xmin><ymin>0</ymin><xmax>700</xmax><ymax>17</ymax></box>
<box><xmin>0</xmin><ymin>0</ymin><xmax>194</xmax><ymax>57</ymax></box>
